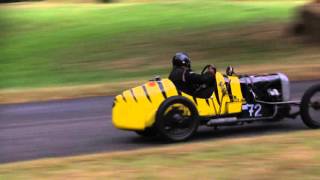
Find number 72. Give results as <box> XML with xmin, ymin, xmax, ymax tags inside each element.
<box><xmin>247</xmin><ymin>104</ymin><xmax>262</xmax><ymax>117</ymax></box>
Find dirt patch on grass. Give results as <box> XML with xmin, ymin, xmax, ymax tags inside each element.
<box><xmin>0</xmin><ymin>80</ymin><xmax>145</xmax><ymax>104</ymax></box>
<box><xmin>239</xmin><ymin>62</ymin><xmax>320</xmax><ymax>80</ymax></box>
<box><xmin>0</xmin><ymin>63</ymin><xmax>318</xmax><ymax>104</ymax></box>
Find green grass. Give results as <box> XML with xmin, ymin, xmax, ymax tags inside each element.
<box><xmin>0</xmin><ymin>0</ymin><xmax>305</xmax><ymax>89</ymax></box>
<box><xmin>1</xmin><ymin>130</ymin><xmax>320</xmax><ymax>179</ymax></box>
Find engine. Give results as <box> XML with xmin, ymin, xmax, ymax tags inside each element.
<box><xmin>240</xmin><ymin>73</ymin><xmax>290</xmax><ymax>103</ymax></box>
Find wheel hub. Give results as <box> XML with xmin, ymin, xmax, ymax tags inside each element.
<box><xmin>311</xmin><ymin>101</ymin><xmax>320</xmax><ymax>110</ymax></box>
<box><xmin>172</xmin><ymin>113</ymin><xmax>184</xmax><ymax>123</ymax></box>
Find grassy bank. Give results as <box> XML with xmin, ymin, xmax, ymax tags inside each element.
<box><xmin>1</xmin><ymin>130</ymin><xmax>320</xmax><ymax>179</ymax></box>
<box><xmin>0</xmin><ymin>0</ymin><xmax>312</xmax><ymax>90</ymax></box>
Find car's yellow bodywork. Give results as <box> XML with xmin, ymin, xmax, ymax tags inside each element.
<box><xmin>112</xmin><ymin>72</ymin><xmax>244</xmax><ymax>131</ymax></box>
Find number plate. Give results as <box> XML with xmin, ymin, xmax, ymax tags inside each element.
<box><xmin>242</xmin><ymin>104</ymin><xmax>262</xmax><ymax>117</ymax></box>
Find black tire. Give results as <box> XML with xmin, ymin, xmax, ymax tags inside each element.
<box><xmin>135</xmin><ymin>127</ymin><xmax>157</xmax><ymax>137</ymax></box>
<box><xmin>300</xmin><ymin>84</ymin><xmax>320</xmax><ymax>128</ymax></box>
<box><xmin>155</xmin><ymin>96</ymin><xmax>199</xmax><ymax>142</ymax></box>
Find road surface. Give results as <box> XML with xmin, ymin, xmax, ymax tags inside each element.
<box><xmin>0</xmin><ymin>80</ymin><xmax>319</xmax><ymax>163</ymax></box>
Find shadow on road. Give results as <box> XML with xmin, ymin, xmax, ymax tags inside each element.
<box><xmin>122</xmin><ymin>120</ymin><xmax>308</xmax><ymax>145</ymax></box>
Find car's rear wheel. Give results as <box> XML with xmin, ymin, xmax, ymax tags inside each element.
<box><xmin>301</xmin><ymin>84</ymin><xmax>320</xmax><ymax>128</ymax></box>
<box><xmin>155</xmin><ymin>96</ymin><xmax>199</xmax><ymax>142</ymax></box>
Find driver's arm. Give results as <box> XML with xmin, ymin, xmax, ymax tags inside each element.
<box><xmin>184</xmin><ymin>70</ymin><xmax>215</xmax><ymax>85</ymax></box>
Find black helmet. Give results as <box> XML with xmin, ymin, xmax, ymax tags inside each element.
<box><xmin>172</xmin><ymin>52</ymin><xmax>191</xmax><ymax>68</ymax></box>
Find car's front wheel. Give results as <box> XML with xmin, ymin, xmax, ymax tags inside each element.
<box><xmin>155</xmin><ymin>96</ymin><xmax>199</xmax><ymax>142</ymax></box>
<box><xmin>300</xmin><ymin>84</ymin><xmax>320</xmax><ymax>128</ymax></box>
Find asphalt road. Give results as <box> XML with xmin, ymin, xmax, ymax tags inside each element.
<box><xmin>0</xmin><ymin>80</ymin><xmax>319</xmax><ymax>164</ymax></box>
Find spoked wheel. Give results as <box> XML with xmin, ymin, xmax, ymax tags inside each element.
<box><xmin>301</xmin><ymin>84</ymin><xmax>320</xmax><ymax>128</ymax></box>
<box><xmin>155</xmin><ymin>96</ymin><xmax>199</xmax><ymax>142</ymax></box>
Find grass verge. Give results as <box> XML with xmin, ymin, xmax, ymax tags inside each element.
<box><xmin>1</xmin><ymin>62</ymin><xmax>320</xmax><ymax>104</ymax></box>
<box><xmin>1</xmin><ymin>130</ymin><xmax>320</xmax><ymax>179</ymax></box>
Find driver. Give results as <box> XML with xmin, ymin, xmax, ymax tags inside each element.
<box><xmin>169</xmin><ymin>52</ymin><xmax>216</xmax><ymax>97</ymax></box>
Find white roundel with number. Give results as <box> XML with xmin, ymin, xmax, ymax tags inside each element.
<box><xmin>242</xmin><ymin>104</ymin><xmax>262</xmax><ymax>117</ymax></box>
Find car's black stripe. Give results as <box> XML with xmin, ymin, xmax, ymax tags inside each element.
<box><xmin>211</xmin><ymin>98</ymin><xmax>217</xmax><ymax>115</ymax></box>
<box><xmin>214</xmin><ymin>83</ymin><xmax>220</xmax><ymax>105</ymax></box>
<box><xmin>142</xmin><ymin>85</ymin><xmax>152</xmax><ymax>102</ymax></box>
<box><xmin>175</xmin><ymin>86</ymin><xmax>182</xmax><ymax>96</ymax></box>
<box><xmin>226</xmin><ymin>80</ymin><xmax>233</xmax><ymax>100</ymax></box>
<box><xmin>121</xmin><ymin>94</ymin><xmax>127</xmax><ymax>102</ymax></box>
<box><xmin>157</xmin><ymin>81</ymin><xmax>167</xmax><ymax>99</ymax></box>
<box><xmin>193</xmin><ymin>97</ymin><xmax>198</xmax><ymax>105</ymax></box>
<box><xmin>205</xmin><ymin>99</ymin><xmax>210</xmax><ymax>106</ymax></box>
<box><xmin>130</xmin><ymin>89</ymin><xmax>138</xmax><ymax>102</ymax></box>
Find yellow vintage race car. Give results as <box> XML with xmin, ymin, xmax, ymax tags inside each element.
<box><xmin>112</xmin><ymin>66</ymin><xmax>320</xmax><ymax>142</ymax></box>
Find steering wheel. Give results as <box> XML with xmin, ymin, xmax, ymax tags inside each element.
<box><xmin>201</xmin><ymin>65</ymin><xmax>212</xmax><ymax>75</ymax></box>
<box><xmin>194</xmin><ymin>64</ymin><xmax>215</xmax><ymax>96</ymax></box>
